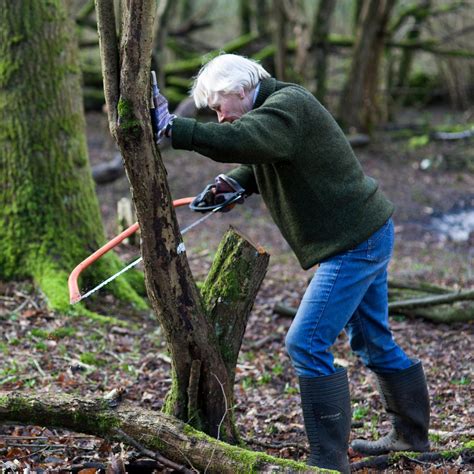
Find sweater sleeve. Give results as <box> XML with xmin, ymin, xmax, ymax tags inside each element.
<box><xmin>171</xmin><ymin>95</ymin><xmax>298</xmax><ymax>165</ymax></box>
<box><xmin>226</xmin><ymin>165</ymin><xmax>259</xmax><ymax>195</ymax></box>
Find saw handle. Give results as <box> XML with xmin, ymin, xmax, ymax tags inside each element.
<box><xmin>68</xmin><ymin>197</ymin><xmax>194</xmax><ymax>304</ymax></box>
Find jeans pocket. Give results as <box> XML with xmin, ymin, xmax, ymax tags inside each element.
<box><xmin>367</xmin><ymin>219</ymin><xmax>394</xmax><ymax>262</ymax></box>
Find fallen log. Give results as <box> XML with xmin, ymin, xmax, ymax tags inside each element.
<box><xmin>388</xmin><ymin>289</ymin><xmax>474</xmax><ymax>310</ymax></box>
<box><xmin>431</xmin><ymin>129</ymin><xmax>474</xmax><ymax>141</ymax></box>
<box><xmin>390</xmin><ymin>304</ymin><xmax>474</xmax><ymax>323</ymax></box>
<box><xmin>350</xmin><ymin>446</ymin><xmax>473</xmax><ymax>471</ymax></box>
<box><xmin>273</xmin><ymin>288</ymin><xmax>474</xmax><ymax>323</ymax></box>
<box><xmin>92</xmin><ymin>153</ymin><xmax>124</xmax><ymax>184</ymax></box>
<box><xmin>0</xmin><ymin>392</ymin><xmax>320</xmax><ymax>473</ymax></box>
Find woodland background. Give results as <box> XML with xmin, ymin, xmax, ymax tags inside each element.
<box><xmin>0</xmin><ymin>0</ymin><xmax>473</xmax><ymax>472</ymax></box>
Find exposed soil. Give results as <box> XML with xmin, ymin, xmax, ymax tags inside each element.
<box><xmin>0</xmin><ymin>107</ymin><xmax>472</xmax><ymax>473</ymax></box>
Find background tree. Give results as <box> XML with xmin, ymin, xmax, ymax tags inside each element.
<box><xmin>272</xmin><ymin>0</ymin><xmax>288</xmax><ymax>80</ymax></box>
<box><xmin>338</xmin><ymin>0</ymin><xmax>397</xmax><ymax>132</ymax></box>
<box><xmin>312</xmin><ymin>0</ymin><xmax>337</xmax><ymax>104</ymax></box>
<box><xmin>0</xmin><ymin>0</ymin><xmax>141</xmax><ymax>311</ymax></box>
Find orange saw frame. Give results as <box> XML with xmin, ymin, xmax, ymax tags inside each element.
<box><xmin>68</xmin><ymin>197</ymin><xmax>194</xmax><ymax>304</ymax></box>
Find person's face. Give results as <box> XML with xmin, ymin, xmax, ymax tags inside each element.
<box><xmin>208</xmin><ymin>89</ymin><xmax>253</xmax><ymax>123</ymax></box>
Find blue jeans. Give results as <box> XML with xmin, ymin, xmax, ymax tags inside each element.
<box><xmin>285</xmin><ymin>218</ymin><xmax>412</xmax><ymax>377</ymax></box>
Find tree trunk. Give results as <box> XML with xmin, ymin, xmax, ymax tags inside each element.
<box><xmin>95</xmin><ymin>0</ymin><xmax>269</xmax><ymax>443</ymax></box>
<box><xmin>393</xmin><ymin>1</ymin><xmax>432</xmax><ymax>102</ymax></box>
<box><xmin>338</xmin><ymin>0</ymin><xmax>396</xmax><ymax>132</ymax></box>
<box><xmin>239</xmin><ymin>0</ymin><xmax>252</xmax><ymax>35</ymax></box>
<box><xmin>284</xmin><ymin>0</ymin><xmax>310</xmax><ymax>84</ymax></box>
<box><xmin>152</xmin><ymin>0</ymin><xmax>175</xmax><ymax>89</ymax></box>
<box><xmin>0</xmin><ymin>1</ymin><xmax>140</xmax><ymax>311</ymax></box>
<box><xmin>201</xmin><ymin>228</ymin><xmax>269</xmax><ymax>384</ymax></box>
<box><xmin>0</xmin><ymin>392</ymin><xmax>320</xmax><ymax>473</ymax></box>
<box><xmin>312</xmin><ymin>0</ymin><xmax>337</xmax><ymax>104</ymax></box>
<box><xmin>255</xmin><ymin>0</ymin><xmax>269</xmax><ymax>38</ymax></box>
<box><xmin>272</xmin><ymin>0</ymin><xmax>287</xmax><ymax>80</ymax></box>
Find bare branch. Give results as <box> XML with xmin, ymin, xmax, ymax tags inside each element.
<box><xmin>95</xmin><ymin>0</ymin><xmax>120</xmax><ymax>127</ymax></box>
<box><xmin>388</xmin><ymin>289</ymin><xmax>474</xmax><ymax>310</ymax></box>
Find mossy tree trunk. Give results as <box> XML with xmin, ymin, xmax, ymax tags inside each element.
<box><xmin>338</xmin><ymin>0</ymin><xmax>396</xmax><ymax>132</ymax></box>
<box><xmin>0</xmin><ymin>1</ymin><xmax>140</xmax><ymax>310</ymax></box>
<box><xmin>95</xmin><ymin>0</ymin><xmax>269</xmax><ymax>443</ymax></box>
<box><xmin>0</xmin><ymin>392</ymin><xmax>320</xmax><ymax>473</ymax></box>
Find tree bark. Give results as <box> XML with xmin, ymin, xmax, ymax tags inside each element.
<box><xmin>255</xmin><ymin>0</ymin><xmax>270</xmax><ymax>38</ymax></box>
<box><xmin>96</xmin><ymin>0</ymin><xmax>234</xmax><ymax>441</ymax></box>
<box><xmin>95</xmin><ymin>1</ymin><xmax>269</xmax><ymax>443</ymax></box>
<box><xmin>312</xmin><ymin>0</ymin><xmax>337</xmax><ymax>104</ymax></box>
<box><xmin>0</xmin><ymin>0</ymin><xmax>140</xmax><ymax>311</ymax></box>
<box><xmin>239</xmin><ymin>0</ymin><xmax>252</xmax><ymax>35</ymax></box>
<box><xmin>272</xmin><ymin>0</ymin><xmax>287</xmax><ymax>80</ymax></box>
<box><xmin>338</xmin><ymin>0</ymin><xmax>396</xmax><ymax>132</ymax></box>
<box><xmin>397</xmin><ymin>1</ymin><xmax>431</xmax><ymax>88</ymax></box>
<box><xmin>152</xmin><ymin>0</ymin><xmax>175</xmax><ymax>88</ymax></box>
<box><xmin>201</xmin><ymin>228</ymin><xmax>270</xmax><ymax>383</ymax></box>
<box><xmin>92</xmin><ymin>97</ymin><xmax>197</xmax><ymax>185</ymax></box>
<box><xmin>0</xmin><ymin>392</ymin><xmax>320</xmax><ymax>473</ymax></box>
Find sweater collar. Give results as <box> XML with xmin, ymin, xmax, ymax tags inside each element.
<box><xmin>253</xmin><ymin>78</ymin><xmax>277</xmax><ymax>109</ymax></box>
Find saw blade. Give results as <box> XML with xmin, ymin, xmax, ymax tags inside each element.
<box><xmin>74</xmin><ymin>206</ymin><xmax>223</xmax><ymax>303</ymax></box>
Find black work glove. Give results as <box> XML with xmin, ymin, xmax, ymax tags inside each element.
<box><xmin>193</xmin><ymin>174</ymin><xmax>245</xmax><ymax>212</ymax></box>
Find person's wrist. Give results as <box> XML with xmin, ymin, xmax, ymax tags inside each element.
<box><xmin>165</xmin><ymin>115</ymin><xmax>177</xmax><ymax>137</ymax></box>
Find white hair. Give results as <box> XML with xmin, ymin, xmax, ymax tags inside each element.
<box><xmin>191</xmin><ymin>54</ymin><xmax>270</xmax><ymax>108</ymax></box>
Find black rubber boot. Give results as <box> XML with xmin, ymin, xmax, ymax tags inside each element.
<box><xmin>299</xmin><ymin>369</ymin><xmax>351</xmax><ymax>473</ymax></box>
<box><xmin>351</xmin><ymin>360</ymin><xmax>430</xmax><ymax>456</ymax></box>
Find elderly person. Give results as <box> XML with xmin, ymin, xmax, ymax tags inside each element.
<box><xmin>155</xmin><ymin>54</ymin><xmax>430</xmax><ymax>473</ymax></box>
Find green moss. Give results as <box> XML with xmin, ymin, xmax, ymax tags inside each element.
<box><xmin>35</xmin><ymin>341</ymin><xmax>48</xmax><ymax>351</ymax></box>
<box><xmin>0</xmin><ymin>59</ymin><xmax>20</xmax><ymax>88</ymax></box>
<box><xmin>95</xmin><ymin>412</ymin><xmax>121</xmax><ymax>434</ymax></box>
<box><xmin>117</xmin><ymin>98</ymin><xmax>142</xmax><ymax>138</ymax></box>
<box><xmin>30</xmin><ymin>328</ymin><xmax>49</xmax><ymax>339</ymax></box>
<box><xmin>182</xmin><ymin>423</ymin><xmax>325</xmax><ymax>472</ymax></box>
<box><xmin>202</xmin><ymin>233</ymin><xmax>252</xmax><ymax>308</ymax></box>
<box><xmin>50</xmin><ymin>326</ymin><xmax>76</xmax><ymax>338</ymax></box>
<box><xmin>80</xmin><ymin>352</ymin><xmax>105</xmax><ymax>367</ymax></box>
<box><xmin>33</xmin><ymin>264</ymin><xmax>70</xmax><ymax>312</ymax></box>
<box><xmin>162</xmin><ymin>370</ymin><xmax>180</xmax><ymax>416</ymax></box>
<box><xmin>388</xmin><ymin>451</ymin><xmax>419</xmax><ymax>463</ymax></box>
<box><xmin>438</xmin><ymin>443</ymin><xmax>474</xmax><ymax>460</ymax></box>
<box><xmin>144</xmin><ymin>435</ymin><xmax>167</xmax><ymax>452</ymax></box>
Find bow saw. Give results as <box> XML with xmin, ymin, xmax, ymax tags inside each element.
<box><xmin>68</xmin><ymin>192</ymin><xmax>244</xmax><ymax>305</ymax></box>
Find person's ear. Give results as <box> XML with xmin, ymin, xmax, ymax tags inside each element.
<box><xmin>237</xmin><ymin>87</ymin><xmax>246</xmax><ymax>100</ymax></box>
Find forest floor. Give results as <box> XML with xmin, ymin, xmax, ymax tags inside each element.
<box><xmin>0</xmin><ymin>106</ymin><xmax>473</xmax><ymax>473</ymax></box>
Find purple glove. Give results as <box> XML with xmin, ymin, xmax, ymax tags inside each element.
<box><xmin>155</xmin><ymin>91</ymin><xmax>176</xmax><ymax>143</ymax></box>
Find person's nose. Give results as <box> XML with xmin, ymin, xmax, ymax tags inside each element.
<box><xmin>217</xmin><ymin>111</ymin><xmax>226</xmax><ymax>123</ymax></box>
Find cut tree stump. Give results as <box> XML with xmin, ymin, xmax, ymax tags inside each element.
<box><xmin>0</xmin><ymin>392</ymin><xmax>321</xmax><ymax>473</ymax></box>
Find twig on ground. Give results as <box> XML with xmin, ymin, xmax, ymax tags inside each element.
<box><xmin>350</xmin><ymin>451</ymin><xmax>467</xmax><ymax>471</ymax></box>
<box><xmin>243</xmin><ymin>437</ymin><xmax>309</xmax><ymax>452</ymax></box>
<box><xmin>31</xmin><ymin>359</ymin><xmax>46</xmax><ymax>378</ymax></box>
<box><xmin>246</xmin><ymin>334</ymin><xmax>281</xmax><ymax>350</ymax></box>
<box><xmin>114</xmin><ymin>428</ymin><xmax>193</xmax><ymax>474</ymax></box>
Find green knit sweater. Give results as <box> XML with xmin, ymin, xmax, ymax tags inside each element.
<box><xmin>172</xmin><ymin>78</ymin><xmax>394</xmax><ymax>269</ymax></box>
